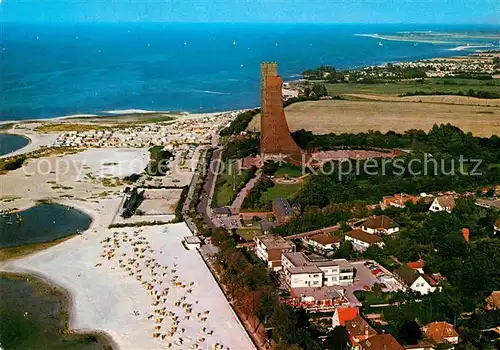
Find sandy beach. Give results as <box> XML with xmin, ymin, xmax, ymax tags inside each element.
<box><xmin>1</xmin><ymin>199</ymin><xmax>254</xmax><ymax>349</ymax></box>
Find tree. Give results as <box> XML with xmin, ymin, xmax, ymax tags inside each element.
<box><xmin>323</xmin><ymin>326</ymin><xmax>350</xmax><ymax>350</ymax></box>
<box><xmin>311</xmin><ymin>83</ymin><xmax>328</xmax><ymax>97</ymax></box>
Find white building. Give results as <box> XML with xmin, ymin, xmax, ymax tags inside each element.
<box><xmin>281</xmin><ymin>252</ymin><xmax>354</xmax><ymax>288</ymax></box>
<box><xmin>183</xmin><ymin>236</ymin><xmax>202</xmax><ymax>251</ymax></box>
<box><xmin>361</xmin><ymin>215</ymin><xmax>399</xmax><ymax>235</ymax></box>
<box><xmin>394</xmin><ymin>265</ymin><xmax>441</xmax><ymax>295</ymax></box>
<box><xmin>345</xmin><ymin>229</ymin><xmax>384</xmax><ymax>252</ymax></box>
<box><xmin>429</xmin><ymin>195</ymin><xmax>455</xmax><ymax>213</ymax></box>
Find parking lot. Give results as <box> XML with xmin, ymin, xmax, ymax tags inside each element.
<box><xmin>343</xmin><ymin>260</ymin><xmax>402</xmax><ymax>306</ymax></box>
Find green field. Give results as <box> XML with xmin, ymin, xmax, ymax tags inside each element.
<box><xmin>213</xmin><ymin>162</ymin><xmax>255</xmax><ymax>207</ymax></box>
<box><xmin>260</xmin><ymin>183</ymin><xmax>303</xmax><ymax>202</ymax></box>
<box><xmin>236</xmin><ymin>228</ymin><xmax>261</xmax><ymax>241</ymax></box>
<box><xmin>324</xmin><ymin>78</ymin><xmax>500</xmax><ymax>97</ymax></box>
<box><xmin>274</xmin><ymin>163</ymin><xmax>304</xmax><ymax>178</ymax></box>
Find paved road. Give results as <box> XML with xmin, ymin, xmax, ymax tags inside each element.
<box><xmin>197</xmin><ymin>148</ymin><xmax>223</xmax><ymax>229</ymax></box>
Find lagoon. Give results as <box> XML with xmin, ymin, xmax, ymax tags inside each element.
<box><xmin>0</xmin><ymin>133</ymin><xmax>30</xmax><ymax>156</ymax></box>
<box><xmin>0</xmin><ymin>203</ymin><xmax>92</xmax><ymax>249</ymax></box>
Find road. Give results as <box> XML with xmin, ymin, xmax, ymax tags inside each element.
<box><xmin>197</xmin><ymin>148</ymin><xmax>223</xmax><ymax>229</ymax></box>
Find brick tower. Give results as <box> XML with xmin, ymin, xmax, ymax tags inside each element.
<box><xmin>260</xmin><ymin>62</ymin><xmax>304</xmax><ymax>163</ymax></box>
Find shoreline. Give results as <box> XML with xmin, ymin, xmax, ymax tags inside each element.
<box><xmin>0</xmin><ymin>270</ymin><xmax>119</xmax><ymax>350</ymax></box>
<box><xmin>0</xmin><ymin>109</ymin><xmax>232</xmax><ymax>126</ymax></box>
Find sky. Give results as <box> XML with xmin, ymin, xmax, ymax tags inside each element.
<box><xmin>1</xmin><ymin>0</ymin><xmax>499</xmax><ymax>24</ymax></box>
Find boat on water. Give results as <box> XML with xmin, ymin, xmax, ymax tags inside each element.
<box><xmin>378</xmin><ymin>42</ymin><xmax>383</xmax><ymax>46</ymax></box>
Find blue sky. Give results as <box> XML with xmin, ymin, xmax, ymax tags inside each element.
<box><xmin>1</xmin><ymin>0</ymin><xmax>499</xmax><ymax>24</ymax></box>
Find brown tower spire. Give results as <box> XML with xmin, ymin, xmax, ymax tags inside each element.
<box><xmin>260</xmin><ymin>62</ymin><xmax>304</xmax><ymax>163</ymax></box>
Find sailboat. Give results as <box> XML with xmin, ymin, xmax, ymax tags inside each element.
<box><xmin>378</xmin><ymin>42</ymin><xmax>383</xmax><ymax>47</ymax></box>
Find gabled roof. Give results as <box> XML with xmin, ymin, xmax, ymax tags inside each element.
<box><xmin>394</xmin><ymin>265</ymin><xmax>421</xmax><ymax>286</ymax></box>
<box><xmin>337</xmin><ymin>307</ymin><xmax>359</xmax><ymax>325</ymax></box>
<box><xmin>362</xmin><ymin>215</ymin><xmax>398</xmax><ymax>230</ymax></box>
<box><xmin>407</xmin><ymin>260</ymin><xmax>425</xmax><ymax>270</ymax></box>
<box><xmin>359</xmin><ymin>334</ymin><xmax>405</xmax><ymax>350</ymax></box>
<box><xmin>345</xmin><ymin>315</ymin><xmax>377</xmax><ymax>338</ymax></box>
<box><xmin>346</xmin><ymin>230</ymin><xmax>382</xmax><ymax>244</ymax></box>
<box><xmin>434</xmin><ymin>195</ymin><xmax>456</xmax><ymax>209</ymax></box>
<box><xmin>486</xmin><ymin>291</ymin><xmax>500</xmax><ymax>308</ymax></box>
<box><xmin>308</xmin><ymin>233</ymin><xmax>343</xmax><ymax>246</ymax></box>
<box><xmin>421</xmin><ymin>321</ymin><xmax>459</xmax><ymax>343</ymax></box>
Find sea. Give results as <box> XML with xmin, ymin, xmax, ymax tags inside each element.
<box><xmin>2</xmin><ymin>22</ymin><xmax>499</xmax><ymax>122</ymax></box>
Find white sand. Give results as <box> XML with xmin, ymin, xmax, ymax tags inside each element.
<box><xmin>3</xmin><ymin>203</ymin><xmax>254</xmax><ymax>349</ymax></box>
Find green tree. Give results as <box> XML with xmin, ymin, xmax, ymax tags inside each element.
<box><xmin>324</xmin><ymin>326</ymin><xmax>350</xmax><ymax>350</ymax></box>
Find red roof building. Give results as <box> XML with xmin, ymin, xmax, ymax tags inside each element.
<box><xmin>332</xmin><ymin>307</ymin><xmax>360</xmax><ymax>328</ymax></box>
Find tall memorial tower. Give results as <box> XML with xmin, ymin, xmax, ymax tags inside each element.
<box><xmin>260</xmin><ymin>62</ymin><xmax>304</xmax><ymax>163</ymax></box>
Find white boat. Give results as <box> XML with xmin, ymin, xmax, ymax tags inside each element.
<box><xmin>378</xmin><ymin>42</ymin><xmax>383</xmax><ymax>46</ymax></box>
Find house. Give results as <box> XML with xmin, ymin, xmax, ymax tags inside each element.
<box><xmin>272</xmin><ymin>198</ymin><xmax>294</xmax><ymax>224</ymax></box>
<box><xmin>304</xmin><ymin>233</ymin><xmax>343</xmax><ymax>252</ymax></box>
<box><xmin>394</xmin><ymin>265</ymin><xmax>441</xmax><ymax>295</ymax></box>
<box><xmin>476</xmin><ymin>198</ymin><xmax>500</xmax><ymax>210</ymax></box>
<box><xmin>183</xmin><ymin>236</ymin><xmax>202</xmax><ymax>251</ymax></box>
<box><xmin>485</xmin><ymin>291</ymin><xmax>500</xmax><ymax>310</ymax></box>
<box><xmin>420</xmin><ymin>321</ymin><xmax>459</xmax><ymax>345</ymax></box>
<box><xmin>259</xmin><ymin>220</ymin><xmax>277</xmax><ymax>234</ymax></box>
<box><xmin>345</xmin><ymin>230</ymin><xmax>384</xmax><ymax>252</ymax></box>
<box><xmin>359</xmin><ymin>334</ymin><xmax>405</xmax><ymax>350</ymax></box>
<box><xmin>332</xmin><ymin>307</ymin><xmax>359</xmax><ymax>328</ymax></box>
<box><xmin>429</xmin><ymin>195</ymin><xmax>455</xmax><ymax>213</ymax></box>
<box><xmin>345</xmin><ymin>315</ymin><xmax>378</xmax><ymax>347</ymax></box>
<box><xmin>407</xmin><ymin>260</ymin><xmax>425</xmax><ymax>274</ymax></box>
<box><xmin>213</xmin><ymin>207</ymin><xmax>231</xmax><ymax>218</ymax></box>
<box><xmin>281</xmin><ymin>252</ymin><xmax>354</xmax><ymax>288</ymax></box>
<box><xmin>254</xmin><ymin>235</ymin><xmax>295</xmax><ymax>270</ymax></box>
<box><xmin>382</xmin><ymin>193</ymin><xmax>418</xmax><ymax>208</ymax></box>
<box><xmin>494</xmin><ymin>219</ymin><xmax>500</xmax><ymax>235</ymax></box>
<box><xmin>361</xmin><ymin>215</ymin><xmax>400</xmax><ymax>235</ymax></box>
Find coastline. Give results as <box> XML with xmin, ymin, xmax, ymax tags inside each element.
<box><xmin>0</xmin><ymin>270</ymin><xmax>119</xmax><ymax>350</ymax></box>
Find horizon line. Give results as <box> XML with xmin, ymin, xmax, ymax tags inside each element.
<box><xmin>2</xmin><ymin>21</ymin><xmax>500</xmax><ymax>26</ymax></box>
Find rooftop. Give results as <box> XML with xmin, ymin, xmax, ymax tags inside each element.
<box><xmin>407</xmin><ymin>260</ymin><xmax>425</xmax><ymax>270</ymax></box>
<box><xmin>308</xmin><ymin>233</ymin><xmax>343</xmax><ymax>246</ymax></box>
<box><xmin>394</xmin><ymin>265</ymin><xmax>421</xmax><ymax>286</ymax></box>
<box><xmin>486</xmin><ymin>291</ymin><xmax>500</xmax><ymax>308</ymax></box>
<box><xmin>359</xmin><ymin>334</ymin><xmax>405</xmax><ymax>350</ymax></box>
<box><xmin>291</xmin><ymin>286</ymin><xmax>344</xmax><ymax>301</ymax></box>
<box><xmin>421</xmin><ymin>321</ymin><xmax>459</xmax><ymax>343</ymax></box>
<box><xmin>435</xmin><ymin>195</ymin><xmax>456</xmax><ymax>209</ymax></box>
<box><xmin>336</xmin><ymin>307</ymin><xmax>359</xmax><ymax>325</ymax></box>
<box><xmin>345</xmin><ymin>315</ymin><xmax>378</xmax><ymax>338</ymax></box>
<box><xmin>283</xmin><ymin>252</ymin><xmax>353</xmax><ymax>272</ymax></box>
<box><xmin>346</xmin><ymin>229</ymin><xmax>382</xmax><ymax>244</ymax></box>
<box><xmin>362</xmin><ymin>215</ymin><xmax>398</xmax><ymax>230</ymax></box>
<box><xmin>184</xmin><ymin>236</ymin><xmax>202</xmax><ymax>244</ymax></box>
<box><xmin>255</xmin><ymin>235</ymin><xmax>295</xmax><ymax>251</ymax></box>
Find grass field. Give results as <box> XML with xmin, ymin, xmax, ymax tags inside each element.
<box><xmin>260</xmin><ymin>183</ymin><xmax>303</xmax><ymax>202</ymax></box>
<box><xmin>274</xmin><ymin>163</ymin><xmax>304</xmax><ymax>178</ymax></box>
<box><xmin>248</xmin><ymin>99</ymin><xmax>500</xmax><ymax>137</ymax></box>
<box><xmin>236</xmin><ymin>228</ymin><xmax>261</xmax><ymax>241</ymax></box>
<box><xmin>213</xmin><ymin>162</ymin><xmax>254</xmax><ymax>207</ymax></box>
<box><xmin>324</xmin><ymin>78</ymin><xmax>500</xmax><ymax>97</ymax></box>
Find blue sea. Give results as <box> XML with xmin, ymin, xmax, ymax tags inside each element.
<box><xmin>1</xmin><ymin>22</ymin><xmax>499</xmax><ymax>121</ymax></box>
